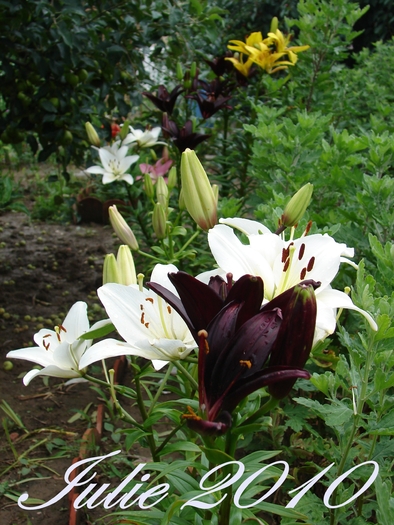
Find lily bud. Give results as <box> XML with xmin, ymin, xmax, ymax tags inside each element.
<box><xmin>262</xmin><ymin>280</ymin><xmax>319</xmax><ymax>399</ymax></box>
<box><xmin>85</xmin><ymin>122</ymin><xmax>101</xmax><ymax>147</ymax></box>
<box><xmin>179</xmin><ymin>188</ymin><xmax>186</xmax><ymax>210</ymax></box>
<box><xmin>103</xmin><ymin>254</ymin><xmax>120</xmax><ymax>284</ymax></box>
<box><xmin>270</xmin><ymin>16</ymin><xmax>279</xmax><ymax>33</ymax></box>
<box><xmin>150</xmin><ymin>149</ymin><xmax>157</xmax><ymax>161</ymax></box>
<box><xmin>212</xmin><ymin>184</ymin><xmax>219</xmax><ymax>204</ymax></box>
<box><xmin>167</xmin><ymin>166</ymin><xmax>177</xmax><ymax>189</ymax></box>
<box><xmin>156</xmin><ymin>176</ymin><xmax>169</xmax><ymax>208</ymax></box>
<box><xmin>119</xmin><ymin>120</ymin><xmax>131</xmax><ymax>141</ymax></box>
<box><xmin>116</xmin><ymin>245</ymin><xmax>137</xmax><ymax>285</ymax></box>
<box><xmin>180</xmin><ymin>148</ymin><xmax>217</xmax><ymax>230</ymax></box>
<box><xmin>152</xmin><ymin>202</ymin><xmax>167</xmax><ymax>239</ymax></box>
<box><xmin>281</xmin><ymin>183</ymin><xmax>313</xmax><ymax>228</ymax></box>
<box><xmin>190</xmin><ymin>61</ymin><xmax>197</xmax><ymax>78</ymax></box>
<box><xmin>183</xmin><ymin>70</ymin><xmax>191</xmax><ymax>90</ymax></box>
<box><xmin>108</xmin><ymin>205</ymin><xmax>139</xmax><ymax>251</ymax></box>
<box><xmin>176</xmin><ymin>62</ymin><xmax>183</xmax><ymax>81</ymax></box>
<box><xmin>144</xmin><ymin>173</ymin><xmax>154</xmax><ymax>199</ymax></box>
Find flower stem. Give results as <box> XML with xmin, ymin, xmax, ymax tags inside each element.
<box><xmin>148</xmin><ymin>365</ymin><xmax>173</xmax><ymax>416</ymax></box>
<box><xmin>177</xmin><ymin>229</ymin><xmax>200</xmax><ymax>256</ymax></box>
<box><xmin>172</xmin><ymin>361</ymin><xmax>198</xmax><ymax>391</ymax></box>
<box><xmin>133</xmin><ymin>367</ymin><xmax>159</xmax><ymax>461</ymax></box>
<box><xmin>218</xmin><ymin>427</ymin><xmax>237</xmax><ymax>525</ymax></box>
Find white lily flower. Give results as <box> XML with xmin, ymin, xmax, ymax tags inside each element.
<box><xmin>85</xmin><ymin>142</ymin><xmax>139</xmax><ymax>185</ymax></box>
<box><xmin>6</xmin><ymin>302</ymin><xmax>97</xmax><ymax>385</ymax></box>
<box><xmin>207</xmin><ymin>218</ymin><xmax>377</xmax><ymax>343</ymax></box>
<box><xmin>123</xmin><ymin>126</ymin><xmax>165</xmax><ymax>148</ymax></box>
<box><xmin>80</xmin><ymin>264</ymin><xmax>195</xmax><ymax>371</ymax></box>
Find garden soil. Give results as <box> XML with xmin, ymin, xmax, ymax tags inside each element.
<box><xmin>0</xmin><ymin>211</ymin><xmax>124</xmax><ymax>525</ymax></box>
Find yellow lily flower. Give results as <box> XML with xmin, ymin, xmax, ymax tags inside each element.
<box><xmin>264</xmin><ymin>29</ymin><xmax>310</xmax><ymax>64</ymax></box>
<box><xmin>225</xmin><ymin>54</ymin><xmax>254</xmax><ymax>77</ymax></box>
<box><xmin>245</xmin><ymin>44</ymin><xmax>293</xmax><ymax>74</ymax></box>
<box><xmin>227</xmin><ymin>31</ymin><xmax>263</xmax><ymax>55</ymax></box>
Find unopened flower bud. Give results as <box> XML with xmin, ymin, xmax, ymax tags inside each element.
<box><xmin>179</xmin><ymin>188</ymin><xmax>186</xmax><ymax>210</ymax></box>
<box><xmin>270</xmin><ymin>16</ymin><xmax>279</xmax><ymax>33</ymax></box>
<box><xmin>120</xmin><ymin>120</ymin><xmax>131</xmax><ymax>141</ymax></box>
<box><xmin>181</xmin><ymin>148</ymin><xmax>217</xmax><ymax>230</ymax></box>
<box><xmin>108</xmin><ymin>205</ymin><xmax>139</xmax><ymax>251</ymax></box>
<box><xmin>150</xmin><ymin>149</ymin><xmax>158</xmax><ymax>161</ymax></box>
<box><xmin>183</xmin><ymin>71</ymin><xmax>191</xmax><ymax>90</ymax></box>
<box><xmin>212</xmin><ymin>184</ymin><xmax>219</xmax><ymax>204</ymax></box>
<box><xmin>144</xmin><ymin>173</ymin><xmax>154</xmax><ymax>199</ymax></box>
<box><xmin>116</xmin><ymin>245</ymin><xmax>137</xmax><ymax>285</ymax></box>
<box><xmin>103</xmin><ymin>254</ymin><xmax>120</xmax><ymax>284</ymax></box>
<box><xmin>176</xmin><ymin>62</ymin><xmax>184</xmax><ymax>81</ymax></box>
<box><xmin>281</xmin><ymin>183</ymin><xmax>313</xmax><ymax>228</ymax></box>
<box><xmin>167</xmin><ymin>166</ymin><xmax>177</xmax><ymax>189</ymax></box>
<box><xmin>85</xmin><ymin>122</ymin><xmax>101</xmax><ymax>147</ymax></box>
<box><xmin>152</xmin><ymin>202</ymin><xmax>167</xmax><ymax>239</ymax></box>
<box><xmin>190</xmin><ymin>61</ymin><xmax>197</xmax><ymax>78</ymax></box>
<box><xmin>156</xmin><ymin>176</ymin><xmax>169</xmax><ymax>208</ymax></box>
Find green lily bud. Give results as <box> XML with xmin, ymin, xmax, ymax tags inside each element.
<box><xmin>103</xmin><ymin>254</ymin><xmax>120</xmax><ymax>284</ymax></box>
<box><xmin>167</xmin><ymin>166</ymin><xmax>177</xmax><ymax>189</ymax></box>
<box><xmin>85</xmin><ymin>122</ymin><xmax>101</xmax><ymax>147</ymax></box>
<box><xmin>270</xmin><ymin>16</ymin><xmax>278</xmax><ymax>33</ymax></box>
<box><xmin>183</xmin><ymin>71</ymin><xmax>191</xmax><ymax>90</ymax></box>
<box><xmin>181</xmin><ymin>148</ymin><xmax>217</xmax><ymax>230</ymax></box>
<box><xmin>119</xmin><ymin>120</ymin><xmax>130</xmax><ymax>141</ymax></box>
<box><xmin>156</xmin><ymin>176</ymin><xmax>169</xmax><ymax>208</ymax></box>
<box><xmin>144</xmin><ymin>173</ymin><xmax>155</xmax><ymax>200</ymax></box>
<box><xmin>190</xmin><ymin>61</ymin><xmax>197</xmax><ymax>78</ymax></box>
<box><xmin>176</xmin><ymin>62</ymin><xmax>184</xmax><ymax>81</ymax></box>
<box><xmin>212</xmin><ymin>184</ymin><xmax>219</xmax><ymax>205</ymax></box>
<box><xmin>152</xmin><ymin>202</ymin><xmax>167</xmax><ymax>239</ymax></box>
<box><xmin>108</xmin><ymin>205</ymin><xmax>139</xmax><ymax>251</ymax></box>
<box><xmin>150</xmin><ymin>149</ymin><xmax>157</xmax><ymax>161</ymax></box>
<box><xmin>116</xmin><ymin>245</ymin><xmax>137</xmax><ymax>285</ymax></box>
<box><xmin>179</xmin><ymin>188</ymin><xmax>186</xmax><ymax>210</ymax></box>
<box><xmin>281</xmin><ymin>183</ymin><xmax>313</xmax><ymax>228</ymax></box>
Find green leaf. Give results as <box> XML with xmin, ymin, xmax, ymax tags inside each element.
<box><xmin>199</xmin><ymin>447</ymin><xmax>234</xmax><ymax>465</ymax></box>
<box><xmin>79</xmin><ymin>322</ymin><xmax>115</xmax><ymax>340</ymax></box>
<box><xmin>171</xmin><ymin>226</ymin><xmax>187</xmax><ymax>236</ymax></box>
<box><xmin>159</xmin><ymin>441</ymin><xmax>201</xmax><ymax>457</ymax></box>
<box><xmin>376</xmin><ymin>475</ymin><xmax>394</xmax><ymax>525</ymax></box>
<box><xmin>189</xmin><ymin>0</ymin><xmax>203</xmax><ymax>16</ymax></box>
<box><xmin>294</xmin><ymin>397</ymin><xmax>353</xmax><ymax>428</ymax></box>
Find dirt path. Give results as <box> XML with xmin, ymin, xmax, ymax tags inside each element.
<box><xmin>0</xmin><ymin>211</ymin><xmax>119</xmax><ymax>524</ymax></box>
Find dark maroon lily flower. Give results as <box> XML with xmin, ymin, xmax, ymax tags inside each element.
<box><xmin>148</xmin><ymin>272</ymin><xmax>316</xmax><ymax>435</ymax></box>
<box><xmin>204</xmin><ymin>53</ymin><xmax>235</xmax><ymax>77</ymax></box>
<box><xmin>162</xmin><ymin>114</ymin><xmax>210</xmax><ymax>152</ymax></box>
<box><xmin>188</xmin><ymin>92</ymin><xmax>233</xmax><ymax>119</ymax></box>
<box><xmin>142</xmin><ymin>84</ymin><xmax>184</xmax><ymax>115</ymax></box>
<box><xmin>261</xmin><ymin>280</ymin><xmax>319</xmax><ymax>399</ymax></box>
<box><xmin>186</xmin><ymin>78</ymin><xmax>233</xmax><ymax>119</ymax></box>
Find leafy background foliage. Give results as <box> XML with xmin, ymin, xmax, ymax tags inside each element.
<box><xmin>1</xmin><ymin>1</ymin><xmax>394</xmax><ymax>524</ymax></box>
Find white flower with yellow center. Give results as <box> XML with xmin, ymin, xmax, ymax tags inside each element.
<box><xmin>85</xmin><ymin>142</ymin><xmax>139</xmax><ymax>185</ymax></box>
<box><xmin>205</xmin><ymin>218</ymin><xmax>377</xmax><ymax>343</ymax></box>
<box><xmin>7</xmin><ymin>302</ymin><xmax>95</xmax><ymax>385</ymax></box>
<box><xmin>123</xmin><ymin>126</ymin><xmax>165</xmax><ymax>148</ymax></box>
<box><xmin>80</xmin><ymin>264</ymin><xmax>195</xmax><ymax>371</ymax></box>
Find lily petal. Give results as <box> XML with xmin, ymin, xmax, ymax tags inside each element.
<box><xmin>317</xmin><ymin>288</ymin><xmax>378</xmax><ymax>331</ymax></box>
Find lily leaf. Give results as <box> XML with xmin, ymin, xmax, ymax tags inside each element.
<box><xmin>79</xmin><ymin>321</ymin><xmax>115</xmax><ymax>340</ymax></box>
